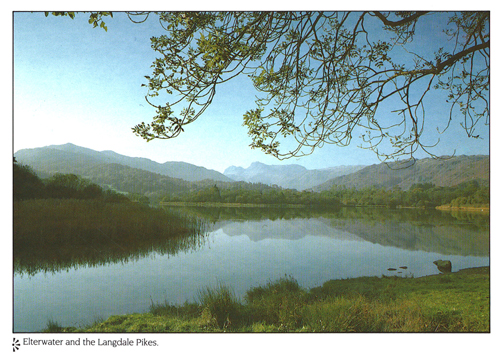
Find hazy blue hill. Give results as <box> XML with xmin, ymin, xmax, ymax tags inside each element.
<box><xmin>224</xmin><ymin>162</ymin><xmax>365</xmax><ymax>190</ymax></box>
<box><xmin>14</xmin><ymin>143</ymin><xmax>233</xmax><ymax>183</ymax></box>
<box><xmin>161</xmin><ymin>161</ymin><xmax>232</xmax><ymax>182</ymax></box>
<box><xmin>225</xmin><ymin>162</ymin><xmax>306</xmax><ymax>185</ymax></box>
<box><xmin>313</xmin><ymin>155</ymin><xmax>489</xmax><ymax>191</ymax></box>
<box><xmin>293</xmin><ymin>165</ymin><xmax>367</xmax><ymax>190</ymax></box>
<box><xmin>14</xmin><ymin>145</ymin><xmax>104</xmax><ymax>177</ymax></box>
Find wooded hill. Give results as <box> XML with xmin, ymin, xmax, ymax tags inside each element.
<box><xmin>84</xmin><ymin>162</ymin><xmax>281</xmax><ymax>202</ymax></box>
<box><xmin>312</xmin><ymin>155</ymin><xmax>489</xmax><ymax>192</ymax></box>
<box><xmin>14</xmin><ymin>144</ymin><xmax>489</xmax><ymax>204</ymax></box>
<box><xmin>14</xmin><ymin>144</ymin><xmax>282</xmax><ymax>203</ymax></box>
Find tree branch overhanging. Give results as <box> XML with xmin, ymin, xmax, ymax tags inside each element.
<box><xmin>49</xmin><ymin>11</ymin><xmax>489</xmax><ymax>164</ymax></box>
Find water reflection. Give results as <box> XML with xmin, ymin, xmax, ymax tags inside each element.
<box><xmin>15</xmin><ymin>206</ymin><xmax>489</xmax><ymax>276</ymax></box>
<box><xmin>14</xmin><ymin>202</ymin><xmax>208</xmax><ymax>277</ymax></box>
<box><xmin>14</xmin><ymin>206</ymin><xmax>489</xmax><ymax>332</ymax></box>
<box><xmin>177</xmin><ymin>207</ymin><xmax>489</xmax><ymax>257</ymax></box>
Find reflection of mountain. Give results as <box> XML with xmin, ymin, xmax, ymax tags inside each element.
<box><xmin>211</xmin><ymin>215</ymin><xmax>489</xmax><ymax>257</ymax></box>
<box><xmin>221</xmin><ymin>218</ymin><xmax>364</xmax><ymax>242</ymax></box>
<box><xmin>168</xmin><ymin>206</ymin><xmax>489</xmax><ymax>257</ymax></box>
<box><xmin>329</xmin><ymin>219</ymin><xmax>489</xmax><ymax>257</ymax></box>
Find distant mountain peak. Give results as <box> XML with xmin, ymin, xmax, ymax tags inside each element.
<box><xmin>223</xmin><ymin>161</ymin><xmax>364</xmax><ymax>190</ymax></box>
<box><xmin>14</xmin><ymin>143</ymin><xmax>233</xmax><ymax>183</ymax></box>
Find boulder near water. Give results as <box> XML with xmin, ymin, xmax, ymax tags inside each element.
<box><xmin>433</xmin><ymin>260</ymin><xmax>452</xmax><ymax>273</ymax></box>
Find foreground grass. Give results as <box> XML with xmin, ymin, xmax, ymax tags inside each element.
<box><xmin>52</xmin><ymin>267</ymin><xmax>489</xmax><ymax>333</ymax></box>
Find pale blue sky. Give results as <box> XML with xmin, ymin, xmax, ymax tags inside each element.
<box><xmin>13</xmin><ymin>11</ymin><xmax>490</xmax><ymax>172</ymax></box>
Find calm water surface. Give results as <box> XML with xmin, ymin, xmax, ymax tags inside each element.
<box><xmin>14</xmin><ymin>207</ymin><xmax>489</xmax><ymax>332</ymax></box>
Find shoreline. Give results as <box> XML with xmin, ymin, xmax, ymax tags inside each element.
<box><xmin>37</xmin><ymin>265</ymin><xmax>490</xmax><ymax>333</ymax></box>
<box><xmin>435</xmin><ymin>205</ymin><xmax>489</xmax><ymax>212</ymax></box>
<box><xmin>160</xmin><ymin>201</ymin><xmax>490</xmax><ymax>212</ymax></box>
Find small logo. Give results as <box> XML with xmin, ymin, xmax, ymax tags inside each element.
<box><xmin>13</xmin><ymin>338</ymin><xmax>20</xmax><ymax>352</ymax></box>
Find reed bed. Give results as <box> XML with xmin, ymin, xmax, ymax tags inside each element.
<box><xmin>14</xmin><ymin>199</ymin><xmax>207</xmax><ymax>276</ymax></box>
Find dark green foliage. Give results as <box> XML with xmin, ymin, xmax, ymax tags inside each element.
<box><xmin>325</xmin><ymin>181</ymin><xmax>489</xmax><ymax>208</ymax></box>
<box><xmin>45</xmin><ymin>173</ymin><xmax>104</xmax><ymax>199</ymax></box>
<box><xmin>13</xmin><ymin>160</ymin><xmax>112</xmax><ymax>202</ymax></box>
<box><xmin>13</xmin><ymin>163</ymin><xmax>46</xmax><ymax>200</ymax></box>
<box><xmin>164</xmin><ymin>179</ymin><xmax>488</xmax><ymax>209</ymax></box>
<box><xmin>167</xmin><ymin>185</ymin><xmax>342</xmax><ymax>207</ymax></box>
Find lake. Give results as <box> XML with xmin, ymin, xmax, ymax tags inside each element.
<box><xmin>13</xmin><ymin>207</ymin><xmax>489</xmax><ymax>332</ymax></box>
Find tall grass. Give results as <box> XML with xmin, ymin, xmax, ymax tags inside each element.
<box><xmin>44</xmin><ymin>319</ymin><xmax>64</xmax><ymax>333</ymax></box>
<box><xmin>197</xmin><ymin>281</ymin><xmax>244</xmax><ymax>330</ymax></box>
<box><xmin>245</xmin><ymin>275</ymin><xmax>306</xmax><ymax>330</ymax></box>
<box><xmin>140</xmin><ymin>269</ymin><xmax>489</xmax><ymax>333</ymax></box>
<box><xmin>14</xmin><ymin>199</ymin><xmax>207</xmax><ymax>275</ymax></box>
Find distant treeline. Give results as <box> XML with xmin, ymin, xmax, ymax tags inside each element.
<box><xmin>15</xmin><ymin>160</ymin><xmax>489</xmax><ymax>209</ymax></box>
<box><xmin>162</xmin><ymin>181</ymin><xmax>489</xmax><ymax>209</ymax></box>
<box><xmin>327</xmin><ymin>182</ymin><xmax>489</xmax><ymax>208</ymax></box>
<box><xmin>162</xmin><ymin>185</ymin><xmax>342</xmax><ymax>207</ymax></box>
<box><xmin>13</xmin><ymin>162</ymin><xmax>129</xmax><ymax>202</ymax></box>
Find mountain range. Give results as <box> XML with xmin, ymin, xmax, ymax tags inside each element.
<box><xmin>223</xmin><ymin>162</ymin><xmax>365</xmax><ymax>191</ymax></box>
<box><xmin>14</xmin><ymin>144</ymin><xmax>489</xmax><ymax>197</ymax></box>
<box><xmin>14</xmin><ymin>143</ymin><xmax>232</xmax><ymax>182</ymax></box>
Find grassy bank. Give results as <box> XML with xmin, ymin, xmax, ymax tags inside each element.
<box><xmin>52</xmin><ymin>267</ymin><xmax>489</xmax><ymax>333</ymax></box>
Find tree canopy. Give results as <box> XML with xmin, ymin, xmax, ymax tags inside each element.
<box><xmin>48</xmin><ymin>11</ymin><xmax>490</xmax><ymax>163</ymax></box>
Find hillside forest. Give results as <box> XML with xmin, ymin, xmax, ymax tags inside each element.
<box><xmin>14</xmin><ymin>160</ymin><xmax>489</xmax><ymax>209</ymax></box>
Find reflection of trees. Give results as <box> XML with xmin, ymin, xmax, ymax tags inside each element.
<box><xmin>14</xmin><ymin>200</ymin><xmax>207</xmax><ymax>276</ymax></box>
<box><xmin>328</xmin><ymin>208</ymin><xmax>488</xmax><ymax>256</ymax></box>
<box><xmin>169</xmin><ymin>206</ymin><xmax>489</xmax><ymax>230</ymax></box>
<box><xmin>168</xmin><ymin>206</ymin><xmax>489</xmax><ymax>256</ymax></box>
<box><xmin>164</xmin><ymin>205</ymin><xmax>341</xmax><ymax>223</ymax></box>
<box><xmin>331</xmin><ymin>219</ymin><xmax>489</xmax><ymax>257</ymax></box>
<box><xmin>333</xmin><ymin>207</ymin><xmax>489</xmax><ymax>231</ymax></box>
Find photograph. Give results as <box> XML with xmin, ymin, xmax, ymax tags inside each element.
<box><xmin>11</xmin><ymin>9</ymin><xmax>490</xmax><ymax>345</ymax></box>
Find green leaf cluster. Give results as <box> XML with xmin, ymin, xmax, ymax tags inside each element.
<box><xmin>45</xmin><ymin>11</ymin><xmax>113</xmax><ymax>31</ymax></box>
